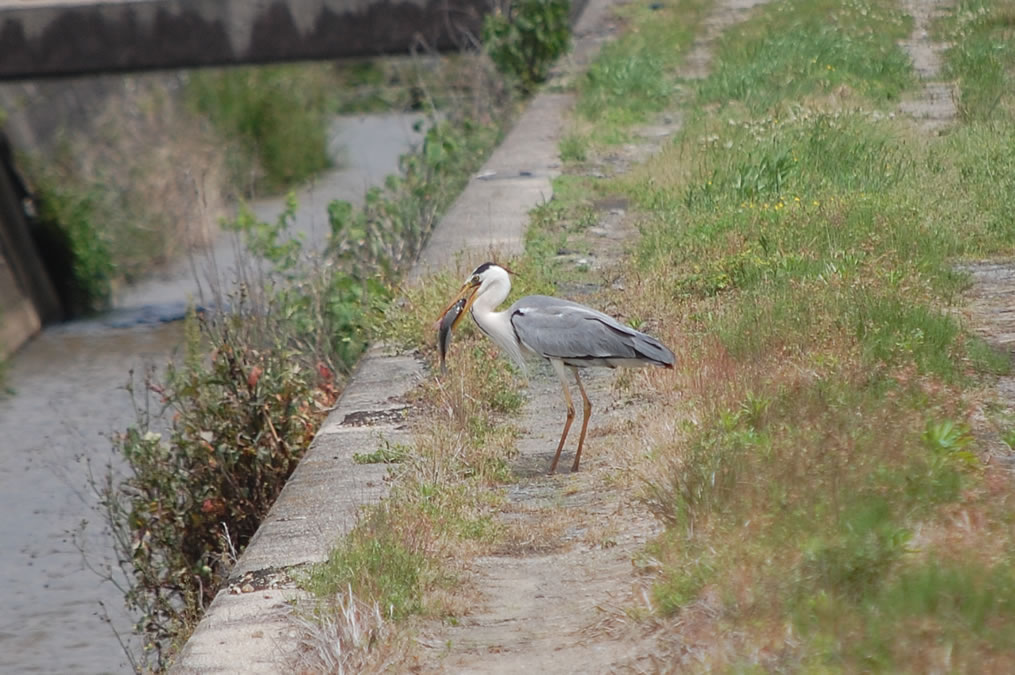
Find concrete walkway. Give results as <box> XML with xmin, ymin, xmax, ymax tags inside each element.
<box><xmin>172</xmin><ymin>1</ymin><xmax>617</xmax><ymax>671</ymax></box>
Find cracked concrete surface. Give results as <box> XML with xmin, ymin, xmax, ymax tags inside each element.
<box><xmin>897</xmin><ymin>0</ymin><xmax>958</xmax><ymax>131</ymax></box>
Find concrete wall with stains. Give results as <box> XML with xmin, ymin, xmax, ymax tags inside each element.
<box><xmin>0</xmin><ymin>0</ymin><xmax>489</xmax><ymax>80</ymax></box>
<box><xmin>0</xmin><ymin>131</ymin><xmax>61</xmax><ymax>357</ymax></box>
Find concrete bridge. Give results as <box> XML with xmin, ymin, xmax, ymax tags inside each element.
<box><xmin>0</xmin><ymin>0</ymin><xmax>493</xmax><ymax>80</ymax></box>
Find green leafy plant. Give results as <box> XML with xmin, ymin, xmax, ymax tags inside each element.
<box><xmin>33</xmin><ymin>184</ymin><xmax>114</xmax><ymax>314</ymax></box>
<box><xmin>98</xmin><ymin>308</ymin><xmax>337</xmax><ymax>670</ymax></box>
<box><xmin>483</xmin><ymin>0</ymin><xmax>571</xmax><ymax>92</ymax></box>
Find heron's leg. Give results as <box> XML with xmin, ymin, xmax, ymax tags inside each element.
<box><xmin>549</xmin><ymin>359</ymin><xmax>575</xmax><ymax>474</ymax></box>
<box><xmin>571</xmin><ymin>368</ymin><xmax>593</xmax><ymax>472</ymax></box>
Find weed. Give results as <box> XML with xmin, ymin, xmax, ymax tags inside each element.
<box><xmin>1001</xmin><ymin>428</ymin><xmax>1015</xmax><ymax>451</ymax></box>
<box><xmin>305</xmin><ymin>503</ymin><xmax>431</xmax><ymax>620</ymax></box>
<box><xmin>354</xmin><ymin>441</ymin><xmax>410</xmax><ymax>465</ymax></box>
<box><xmin>483</xmin><ymin>0</ymin><xmax>571</xmax><ymax>93</ymax></box>
<box><xmin>800</xmin><ymin>496</ymin><xmax>911</xmax><ymax>599</ymax></box>
<box><xmin>287</xmin><ymin>586</ymin><xmax>392</xmax><ymax>674</ymax></box>
<box><xmin>559</xmin><ymin>132</ymin><xmax>589</xmax><ymax>162</ymax></box>
<box><xmin>185</xmin><ymin>64</ymin><xmax>332</xmax><ymax>193</ymax></box>
<box><xmin>33</xmin><ymin>184</ymin><xmax>114</xmax><ymax>314</ymax></box>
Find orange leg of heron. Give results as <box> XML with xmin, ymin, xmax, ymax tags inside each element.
<box><xmin>549</xmin><ymin>360</ymin><xmax>576</xmax><ymax>474</ymax></box>
<box><xmin>571</xmin><ymin>368</ymin><xmax>593</xmax><ymax>472</ymax></box>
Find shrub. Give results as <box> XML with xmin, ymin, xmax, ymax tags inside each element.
<box><xmin>100</xmin><ymin>308</ymin><xmax>338</xmax><ymax>669</ymax></box>
<box><xmin>483</xmin><ymin>0</ymin><xmax>571</xmax><ymax>92</ymax></box>
<box><xmin>33</xmin><ymin>184</ymin><xmax>114</xmax><ymax>314</ymax></box>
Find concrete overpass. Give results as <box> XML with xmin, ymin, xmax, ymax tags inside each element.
<box><xmin>0</xmin><ymin>0</ymin><xmax>494</xmax><ymax>80</ymax></box>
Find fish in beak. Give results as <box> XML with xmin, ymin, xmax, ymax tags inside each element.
<box><xmin>435</xmin><ymin>278</ymin><xmax>481</xmax><ymax>374</ymax></box>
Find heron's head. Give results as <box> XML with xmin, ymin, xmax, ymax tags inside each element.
<box><xmin>437</xmin><ymin>262</ymin><xmax>512</xmax><ymax>330</ymax></box>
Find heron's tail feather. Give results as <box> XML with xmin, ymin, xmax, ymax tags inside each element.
<box><xmin>633</xmin><ymin>333</ymin><xmax>676</xmax><ymax>368</ymax></box>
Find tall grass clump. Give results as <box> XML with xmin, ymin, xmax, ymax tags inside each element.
<box><xmin>186</xmin><ymin>64</ymin><xmax>333</xmax><ymax>194</ymax></box>
<box><xmin>577</xmin><ymin>0</ymin><xmax>1015</xmax><ymax>669</ymax></box>
<box><xmin>938</xmin><ymin>0</ymin><xmax>1015</xmax><ymax>122</ymax></box>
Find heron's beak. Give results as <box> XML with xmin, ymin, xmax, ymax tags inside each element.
<box><xmin>438</xmin><ymin>279</ymin><xmax>480</xmax><ymax>330</ymax></box>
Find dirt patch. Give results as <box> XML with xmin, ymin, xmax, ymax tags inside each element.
<box><xmin>897</xmin><ymin>0</ymin><xmax>959</xmax><ymax>131</ymax></box>
<box><xmin>960</xmin><ymin>263</ymin><xmax>1015</xmax><ymax>353</ymax></box>
<box><xmin>418</xmin><ymin>368</ymin><xmax>665</xmax><ymax>674</ymax></box>
<box><xmin>960</xmin><ymin>261</ymin><xmax>1015</xmax><ymax>467</ymax></box>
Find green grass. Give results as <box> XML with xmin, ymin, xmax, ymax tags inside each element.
<box><xmin>699</xmin><ymin>0</ymin><xmax>913</xmax><ymax>112</ymax></box>
<box><xmin>936</xmin><ymin>0</ymin><xmax>1015</xmax><ymax>122</ymax></box>
<box><xmin>558</xmin><ymin>132</ymin><xmax>589</xmax><ymax>162</ymax></box>
<box><xmin>186</xmin><ymin>64</ymin><xmax>332</xmax><ymax>193</ymax></box>
<box><xmin>304</xmin><ymin>504</ymin><xmax>431</xmax><ymax>619</ymax></box>
<box><xmin>551</xmin><ymin>0</ymin><xmax>1015</xmax><ymax>669</ymax></box>
<box><xmin>572</xmin><ymin>0</ymin><xmax>710</xmax><ymax>144</ymax></box>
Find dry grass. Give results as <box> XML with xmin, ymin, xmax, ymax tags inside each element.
<box><xmin>29</xmin><ymin>75</ymin><xmax>230</xmax><ymax>282</ymax></box>
<box><xmin>287</xmin><ymin>588</ymin><xmax>393</xmax><ymax>675</ymax></box>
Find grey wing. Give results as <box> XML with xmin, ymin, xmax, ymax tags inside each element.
<box><xmin>508</xmin><ymin>295</ymin><xmax>675</xmax><ymax>368</ymax></box>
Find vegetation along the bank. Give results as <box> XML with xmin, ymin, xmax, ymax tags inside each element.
<box><xmin>92</xmin><ymin>2</ymin><xmax>578</xmax><ymax>667</ymax></box>
<box><xmin>284</xmin><ymin>0</ymin><xmax>1015</xmax><ymax>671</ymax></box>
<box><xmin>602</xmin><ymin>0</ymin><xmax>1015</xmax><ymax>669</ymax></box>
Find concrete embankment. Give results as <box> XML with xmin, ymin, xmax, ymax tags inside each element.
<box><xmin>171</xmin><ymin>1</ymin><xmax>617</xmax><ymax>671</ymax></box>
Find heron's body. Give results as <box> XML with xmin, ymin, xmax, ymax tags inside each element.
<box><xmin>439</xmin><ymin>262</ymin><xmax>674</xmax><ymax>473</ymax></box>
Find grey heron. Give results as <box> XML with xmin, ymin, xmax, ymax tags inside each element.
<box><xmin>437</xmin><ymin>262</ymin><xmax>675</xmax><ymax>473</ymax></box>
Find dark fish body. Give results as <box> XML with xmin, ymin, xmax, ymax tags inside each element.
<box><xmin>438</xmin><ymin>297</ymin><xmax>466</xmax><ymax>374</ymax></box>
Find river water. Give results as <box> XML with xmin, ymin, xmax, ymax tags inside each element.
<box><xmin>0</xmin><ymin>113</ymin><xmax>426</xmax><ymax>674</ymax></box>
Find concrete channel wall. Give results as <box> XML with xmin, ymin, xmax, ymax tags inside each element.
<box><xmin>0</xmin><ymin>132</ymin><xmax>61</xmax><ymax>357</ymax></box>
<box><xmin>171</xmin><ymin>0</ymin><xmax>616</xmax><ymax>670</ymax></box>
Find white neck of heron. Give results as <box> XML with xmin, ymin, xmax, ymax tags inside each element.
<box><xmin>470</xmin><ymin>277</ymin><xmax>526</xmax><ymax>370</ymax></box>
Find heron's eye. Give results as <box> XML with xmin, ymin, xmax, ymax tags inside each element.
<box><xmin>471</xmin><ymin>275</ymin><xmax>481</xmax><ymax>285</ymax></box>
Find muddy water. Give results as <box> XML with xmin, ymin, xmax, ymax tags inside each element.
<box><xmin>0</xmin><ymin>113</ymin><xmax>426</xmax><ymax>674</ymax></box>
